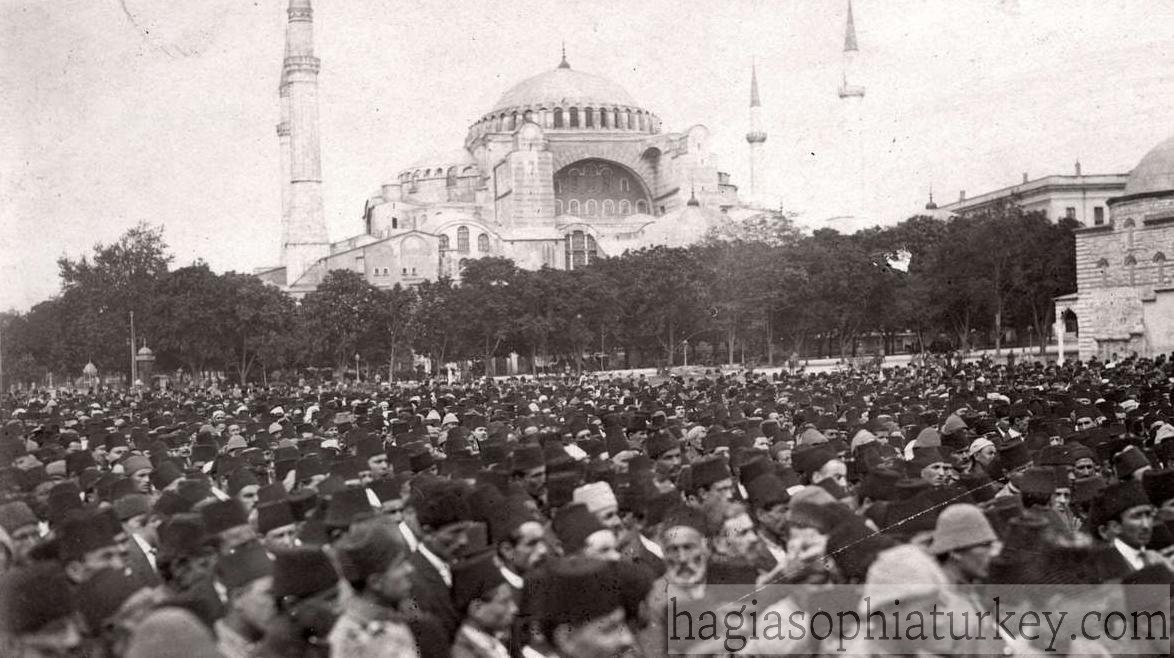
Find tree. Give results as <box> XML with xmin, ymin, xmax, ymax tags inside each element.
<box><xmin>450</xmin><ymin>258</ymin><xmax>523</xmax><ymax>376</ymax></box>
<box><xmin>299</xmin><ymin>270</ymin><xmax>388</xmax><ymax>372</ymax></box>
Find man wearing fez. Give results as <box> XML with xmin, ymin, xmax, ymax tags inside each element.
<box><xmin>407</xmin><ymin>478</ymin><xmax>474</xmax><ymax>641</ymax></box>
<box><xmin>213</xmin><ymin>540</ymin><xmax>275</xmax><ymax>658</ymax></box>
<box><xmin>329</xmin><ymin>519</ymin><xmax>420</xmax><ymax>658</ymax></box>
<box><xmin>533</xmin><ymin>558</ymin><xmax>637</xmax><ymax>658</ymax></box>
<box><xmin>1091</xmin><ymin>481</ymin><xmax>1164</xmax><ymax>572</ymax></box>
<box><xmin>489</xmin><ymin>496</ymin><xmax>549</xmax><ymax>589</ymax></box>
<box><xmin>451</xmin><ymin>554</ymin><xmax>518</xmax><ymax>658</ymax></box>
<box><xmin>682</xmin><ymin>456</ymin><xmax>734</xmax><ymax>509</ymax></box>
<box><xmin>59</xmin><ymin>509</ymin><xmax>126</xmax><ymax>584</ymax></box>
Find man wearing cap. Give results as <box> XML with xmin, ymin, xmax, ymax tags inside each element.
<box><xmin>683</xmin><ymin>456</ymin><xmax>735</xmax><ymax>509</ymax></box>
<box><xmin>114</xmin><ymin>493</ymin><xmax>161</xmax><ymax>586</ymax></box>
<box><xmin>534</xmin><ymin>558</ymin><xmax>636</xmax><ymax>658</ymax></box>
<box><xmin>407</xmin><ymin>479</ymin><xmax>473</xmax><ymax>641</ymax></box>
<box><xmin>451</xmin><ymin>554</ymin><xmax>518</xmax><ymax>658</ymax></box>
<box><xmin>0</xmin><ymin>501</ymin><xmax>42</xmax><ymax>565</ymax></box>
<box><xmin>928</xmin><ymin>504</ymin><xmax>1002</xmax><ymax>584</ymax></box>
<box><xmin>60</xmin><ymin>509</ymin><xmax>126</xmax><ymax>584</ymax></box>
<box><xmin>1091</xmin><ymin>481</ymin><xmax>1163</xmax><ymax>571</ymax></box>
<box><xmin>214</xmin><ymin>540</ymin><xmax>275</xmax><ymax>658</ymax></box>
<box><xmin>330</xmin><ymin>518</ymin><xmax>420</xmax><ymax>658</ymax></box>
<box><xmin>0</xmin><ymin>563</ymin><xmax>84</xmax><ymax>657</ymax></box>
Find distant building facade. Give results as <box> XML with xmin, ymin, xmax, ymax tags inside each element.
<box><xmin>939</xmin><ymin>165</ymin><xmax>1128</xmax><ymax>226</ymax></box>
<box><xmin>1056</xmin><ymin>136</ymin><xmax>1174</xmax><ymax>360</ymax></box>
<box><xmin>255</xmin><ymin>0</ymin><xmax>761</xmax><ymax>295</ymax></box>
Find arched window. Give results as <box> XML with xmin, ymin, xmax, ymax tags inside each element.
<box><xmin>553</xmin><ymin>107</ymin><xmax>564</xmax><ymax>128</ymax></box>
<box><xmin>584</xmin><ymin>107</ymin><xmax>594</xmax><ymax>128</ymax></box>
<box><xmin>635</xmin><ymin>200</ymin><xmax>648</xmax><ymax>214</ymax></box>
<box><xmin>568</xmin><ymin>199</ymin><xmax>580</xmax><ymax>215</ymax></box>
<box><xmin>1126</xmin><ymin>254</ymin><xmax>1138</xmax><ymax>285</ymax></box>
<box><xmin>524</xmin><ymin>110</ymin><xmax>533</xmax><ymax>123</ymax></box>
<box><xmin>391</xmin><ymin>216</ymin><xmax>399</xmax><ymax>229</ymax></box>
<box><xmin>569</xmin><ymin>107</ymin><xmax>580</xmax><ymax>128</ymax></box>
<box><xmin>1097</xmin><ymin>257</ymin><xmax>1110</xmax><ymax>285</ymax></box>
<box><xmin>624</xmin><ymin>110</ymin><xmax>632</xmax><ymax>130</ymax></box>
<box><xmin>457</xmin><ymin>226</ymin><xmax>469</xmax><ymax>252</ymax></box>
<box><xmin>478</xmin><ymin>233</ymin><xmax>490</xmax><ymax>252</ymax></box>
<box><xmin>1157</xmin><ymin>252</ymin><xmax>1168</xmax><ymax>283</ymax></box>
<box><xmin>446</xmin><ymin>167</ymin><xmax>457</xmax><ymax>187</ymax></box>
<box><xmin>618</xmin><ymin>199</ymin><xmax>631</xmax><ymax>215</ymax></box>
<box><xmin>602</xmin><ymin>199</ymin><xmax>615</xmax><ymax>216</ymax></box>
<box><xmin>600</xmin><ymin>110</ymin><xmax>609</xmax><ymax>129</ymax></box>
<box><xmin>619</xmin><ymin>178</ymin><xmax>630</xmax><ymax>192</ymax></box>
<box><xmin>585</xmin><ymin>199</ymin><xmax>598</xmax><ymax>216</ymax></box>
<box><xmin>565</xmin><ymin>231</ymin><xmax>598</xmax><ymax>270</ymax></box>
<box><xmin>438</xmin><ymin>234</ymin><xmax>449</xmax><ymax>251</ymax></box>
<box><xmin>555</xmin><ymin>199</ymin><xmax>564</xmax><ymax>215</ymax></box>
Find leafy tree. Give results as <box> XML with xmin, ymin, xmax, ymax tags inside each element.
<box><xmin>299</xmin><ymin>270</ymin><xmax>387</xmax><ymax>372</ymax></box>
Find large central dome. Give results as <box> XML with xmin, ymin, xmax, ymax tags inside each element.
<box><xmin>491</xmin><ymin>64</ymin><xmax>639</xmax><ymax>114</ymax></box>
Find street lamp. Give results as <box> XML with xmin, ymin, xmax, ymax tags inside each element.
<box><xmin>354</xmin><ymin>353</ymin><xmax>361</xmax><ymax>384</ymax></box>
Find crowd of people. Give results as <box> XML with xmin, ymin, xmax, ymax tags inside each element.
<box><xmin>0</xmin><ymin>354</ymin><xmax>1172</xmax><ymax>657</ymax></box>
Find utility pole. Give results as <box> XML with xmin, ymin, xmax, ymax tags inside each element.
<box><xmin>129</xmin><ymin>311</ymin><xmax>137</xmax><ymax>386</ymax></box>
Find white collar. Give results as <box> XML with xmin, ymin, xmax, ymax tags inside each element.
<box><xmin>398</xmin><ymin>521</ymin><xmax>419</xmax><ymax>552</ymax></box>
<box><xmin>499</xmin><ymin>564</ymin><xmax>523</xmax><ymax>589</ymax></box>
<box><xmin>460</xmin><ymin>624</ymin><xmax>509</xmax><ymax>658</ymax></box>
<box><xmin>639</xmin><ymin>533</ymin><xmax>664</xmax><ymax>559</ymax></box>
<box><xmin>1113</xmin><ymin>537</ymin><xmax>1146</xmax><ymax>570</ymax></box>
<box><xmin>132</xmin><ymin>533</ymin><xmax>157</xmax><ymax>568</ymax></box>
<box><xmin>417</xmin><ymin>543</ymin><xmax>451</xmax><ymax>587</ymax></box>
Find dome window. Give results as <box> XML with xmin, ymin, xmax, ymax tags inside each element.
<box><xmin>569</xmin><ymin>107</ymin><xmax>580</xmax><ymax>128</ymax></box>
<box><xmin>457</xmin><ymin>226</ymin><xmax>469</xmax><ymax>252</ymax></box>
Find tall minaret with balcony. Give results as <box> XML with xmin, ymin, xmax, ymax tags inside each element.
<box><xmin>745</xmin><ymin>61</ymin><xmax>767</xmax><ymax>199</ymax></box>
<box><xmin>837</xmin><ymin>0</ymin><xmax>867</xmax><ymax>222</ymax></box>
<box><xmin>279</xmin><ymin>0</ymin><xmax>329</xmax><ymax>288</ymax></box>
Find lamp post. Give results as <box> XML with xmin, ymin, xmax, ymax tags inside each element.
<box><xmin>682</xmin><ymin>339</ymin><xmax>689</xmax><ymax>367</ymax></box>
<box><xmin>354</xmin><ymin>353</ymin><xmax>361</xmax><ymax>384</ymax></box>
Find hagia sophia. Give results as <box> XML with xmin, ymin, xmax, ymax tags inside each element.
<box><xmin>255</xmin><ymin>0</ymin><xmax>866</xmax><ymax>294</ymax></box>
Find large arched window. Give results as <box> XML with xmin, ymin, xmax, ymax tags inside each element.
<box><xmin>600</xmin><ymin>109</ymin><xmax>609</xmax><ymax>129</ymax></box>
<box><xmin>565</xmin><ymin>231</ymin><xmax>598</xmax><ymax>270</ymax></box>
<box><xmin>567</xmin><ymin>199</ymin><xmax>580</xmax><ymax>215</ymax></box>
<box><xmin>477</xmin><ymin>233</ymin><xmax>490</xmax><ymax>252</ymax></box>
<box><xmin>438</xmin><ymin>234</ymin><xmax>450</xmax><ymax>251</ymax></box>
<box><xmin>602</xmin><ymin>199</ymin><xmax>615</xmax><ymax>216</ymax></box>
<box><xmin>584</xmin><ymin>107</ymin><xmax>594</xmax><ymax>128</ymax></box>
<box><xmin>457</xmin><ymin>226</ymin><xmax>469</xmax><ymax>252</ymax></box>
<box><xmin>569</xmin><ymin>107</ymin><xmax>580</xmax><ymax>128</ymax></box>
<box><xmin>553</xmin><ymin>108</ymin><xmax>564</xmax><ymax>128</ymax></box>
<box><xmin>618</xmin><ymin>199</ymin><xmax>631</xmax><ymax>215</ymax></box>
<box><xmin>585</xmin><ymin>199</ymin><xmax>598</xmax><ymax>216</ymax></box>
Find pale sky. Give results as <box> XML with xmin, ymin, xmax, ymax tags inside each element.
<box><xmin>3</xmin><ymin>0</ymin><xmax>1174</xmax><ymax>311</ymax></box>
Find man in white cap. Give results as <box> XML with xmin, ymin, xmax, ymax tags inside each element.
<box><xmin>571</xmin><ymin>481</ymin><xmax>621</xmax><ymax>534</ymax></box>
<box><xmin>928</xmin><ymin>504</ymin><xmax>1002</xmax><ymax>584</ymax></box>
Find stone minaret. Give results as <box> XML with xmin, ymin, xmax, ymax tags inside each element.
<box><xmin>745</xmin><ymin>61</ymin><xmax>767</xmax><ymax>198</ymax></box>
<box><xmin>837</xmin><ymin>0</ymin><xmax>867</xmax><ymax>222</ymax></box>
<box><xmin>279</xmin><ymin>0</ymin><xmax>329</xmax><ymax>288</ymax></box>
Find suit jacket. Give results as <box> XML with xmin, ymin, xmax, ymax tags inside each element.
<box><xmin>125</xmin><ymin>535</ymin><xmax>161</xmax><ymax>587</ymax></box>
<box><xmin>406</xmin><ymin>550</ymin><xmax>459</xmax><ymax>643</ymax></box>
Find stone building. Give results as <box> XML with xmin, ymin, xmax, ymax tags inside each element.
<box><xmin>1056</xmin><ymin>135</ymin><xmax>1174</xmax><ymax>360</ymax></box>
<box><xmin>939</xmin><ymin>165</ymin><xmax>1128</xmax><ymax>227</ymax></box>
<box><xmin>255</xmin><ymin>0</ymin><xmax>761</xmax><ymax>295</ymax></box>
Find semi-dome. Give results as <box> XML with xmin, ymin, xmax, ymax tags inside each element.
<box><xmin>1124</xmin><ymin>135</ymin><xmax>1174</xmax><ymax>197</ymax></box>
<box><xmin>491</xmin><ymin>65</ymin><xmax>639</xmax><ymax>114</ymax></box>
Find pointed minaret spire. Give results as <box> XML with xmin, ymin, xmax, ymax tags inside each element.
<box><xmin>559</xmin><ymin>41</ymin><xmax>570</xmax><ymax>69</ymax></box>
<box><xmin>745</xmin><ymin>59</ymin><xmax>767</xmax><ymax>198</ymax></box>
<box><xmin>925</xmin><ymin>185</ymin><xmax>938</xmax><ymax>210</ymax></box>
<box><xmin>687</xmin><ymin>180</ymin><xmax>700</xmax><ymax>207</ymax></box>
<box><xmin>279</xmin><ymin>0</ymin><xmax>329</xmax><ymax>288</ymax></box>
<box><xmin>750</xmin><ymin>59</ymin><xmax>761</xmax><ymax>108</ymax></box>
<box><xmin>844</xmin><ymin>0</ymin><xmax>859</xmax><ymax>52</ymax></box>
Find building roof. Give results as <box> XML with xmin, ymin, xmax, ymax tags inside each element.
<box><xmin>1123</xmin><ymin>135</ymin><xmax>1174</xmax><ymax>198</ymax></box>
<box><xmin>939</xmin><ymin>173</ymin><xmax>1129</xmax><ymax>212</ymax></box>
<box><xmin>491</xmin><ymin>65</ymin><xmax>640</xmax><ymax>114</ymax></box>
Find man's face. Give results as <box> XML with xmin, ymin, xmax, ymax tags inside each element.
<box><xmin>720</xmin><ymin>513</ymin><xmax>760</xmax><ymax>560</ymax></box>
<box><xmin>557</xmin><ymin>608</ymin><xmax>634</xmax><ymax>658</ymax></box>
<box><xmin>1158</xmin><ymin>498</ymin><xmax>1174</xmax><ymax>523</ymax></box>
<box><xmin>370</xmin><ymin>554</ymin><xmax>415</xmax><ymax>606</ymax></box>
<box><xmin>80</xmin><ymin>543</ymin><xmax>126</xmax><ymax>580</ymax></box>
<box><xmin>470</xmin><ymin>582</ymin><xmax>519</xmax><ymax>633</ymax></box>
<box><xmin>920</xmin><ymin>462</ymin><xmax>953</xmax><ymax>487</ymax></box>
<box><xmin>975</xmin><ymin>446</ymin><xmax>997</xmax><ymax>466</ymax></box>
<box><xmin>10</xmin><ymin>523</ymin><xmax>41</xmax><ymax>560</ymax></box>
<box><xmin>699</xmin><ymin>478</ymin><xmax>735</xmax><ymax>506</ymax></box>
<box><xmin>1075</xmin><ymin>417</ymin><xmax>1096</xmax><ymax>432</ymax></box>
<box><xmin>366</xmin><ymin>454</ymin><xmax>390</xmax><ymax>478</ymax></box>
<box><xmin>236</xmin><ymin>485</ymin><xmax>260</xmax><ymax>513</ymax></box>
<box><xmin>774</xmin><ymin>449</ymin><xmax>793</xmax><ymax>469</ymax></box>
<box><xmin>1073</xmin><ymin>457</ymin><xmax>1097</xmax><ymax>479</ymax></box>
<box><xmin>107</xmin><ymin>446</ymin><xmax>129</xmax><ymax>463</ymax></box>
<box><xmin>814</xmin><ymin>460</ymin><xmax>847</xmax><ymax>489</ymax></box>
<box><xmin>263</xmin><ymin>523</ymin><xmax>299</xmax><ymax>550</ymax></box>
<box><xmin>661</xmin><ymin>526</ymin><xmax>707</xmax><ymax>586</ymax></box>
<box><xmin>1050</xmin><ymin>487</ymin><xmax>1071</xmax><ymax>513</ymax></box>
<box><xmin>950</xmin><ymin>540</ymin><xmax>1001</xmax><ymax>581</ymax></box>
<box><xmin>425</xmin><ymin>521</ymin><xmax>470</xmax><ymax>562</ymax></box>
<box><xmin>380</xmin><ymin>497</ymin><xmax>406</xmax><ymax>524</ymax></box>
<box><xmin>1112</xmin><ymin>505</ymin><xmax>1156</xmax><ymax>549</ymax></box>
<box><xmin>131</xmin><ymin>468</ymin><xmax>153</xmax><ymax>494</ymax></box>
<box><xmin>593</xmin><ymin>504</ymin><xmax>622</xmax><ymax>533</ymax></box>
<box><xmin>503</xmin><ymin>521</ymin><xmax>548</xmax><ymax>574</ymax></box>
<box><xmin>472</xmin><ymin>427</ymin><xmax>488</xmax><ymax>443</ymax></box>
<box><xmin>581</xmin><ymin>529</ymin><xmax>621</xmax><ymax>562</ymax></box>
<box><xmin>235</xmin><ymin>575</ymin><xmax>276</xmax><ymax>631</ymax></box>
<box><xmin>520</xmin><ymin>465</ymin><xmax>546</xmax><ymax>497</ymax></box>
<box><xmin>755</xmin><ymin>502</ymin><xmax>789</xmax><ymax>538</ymax></box>
<box><xmin>655</xmin><ymin>449</ymin><xmax>682</xmax><ymax>478</ymax></box>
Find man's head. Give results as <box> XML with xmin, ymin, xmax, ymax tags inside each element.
<box><xmin>573</xmin><ymin>481</ymin><xmax>622</xmax><ymax>533</ymax></box>
<box><xmin>121</xmin><ymin>455</ymin><xmax>153</xmax><ymax>494</ymax></box>
<box><xmin>658</xmin><ymin>510</ymin><xmax>709</xmax><ymax>586</ymax></box>
<box><xmin>216</xmin><ymin>540</ymin><xmax>276</xmax><ymax>633</ymax></box>
<box><xmin>928</xmin><ymin>504</ymin><xmax>1002</xmax><ymax>583</ymax></box>
<box><xmin>1093</xmin><ymin>481</ymin><xmax>1155</xmax><ymax>549</ymax></box>
<box><xmin>538</xmin><ymin>558</ymin><xmax>636</xmax><ymax>658</ymax></box>
<box><xmin>707</xmin><ymin>501</ymin><xmax>760</xmax><ymax>562</ymax></box>
<box><xmin>0</xmin><ymin>501</ymin><xmax>42</xmax><ymax>562</ymax></box>
<box><xmin>60</xmin><ymin>510</ymin><xmax>126</xmax><ymax>584</ymax></box>
<box><xmin>453</xmin><ymin>556</ymin><xmax>517</xmax><ymax>633</ymax></box>
<box><xmin>333</xmin><ymin>517</ymin><xmax>413</xmax><ymax>607</ymax></box>
<box><xmin>499</xmin><ymin>520</ymin><xmax>549</xmax><ymax>575</ymax></box>
<box><xmin>686</xmin><ymin>457</ymin><xmax>735</xmax><ymax>508</ymax></box>
<box><xmin>412</xmin><ymin>479</ymin><xmax>473</xmax><ymax>562</ymax></box>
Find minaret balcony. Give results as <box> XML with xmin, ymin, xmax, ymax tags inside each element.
<box><xmin>283</xmin><ymin>55</ymin><xmax>321</xmax><ymax>74</ymax></box>
<box><xmin>746</xmin><ymin>130</ymin><xmax>767</xmax><ymax>144</ymax></box>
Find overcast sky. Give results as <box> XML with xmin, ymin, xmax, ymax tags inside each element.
<box><xmin>3</xmin><ymin>0</ymin><xmax>1174</xmax><ymax>311</ymax></box>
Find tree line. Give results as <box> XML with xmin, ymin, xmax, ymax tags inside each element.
<box><xmin>0</xmin><ymin>203</ymin><xmax>1077</xmax><ymax>385</ymax></box>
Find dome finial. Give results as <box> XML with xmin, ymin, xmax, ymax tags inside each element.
<box><xmin>925</xmin><ymin>185</ymin><xmax>938</xmax><ymax>210</ymax></box>
<box><xmin>559</xmin><ymin>41</ymin><xmax>570</xmax><ymax>69</ymax></box>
